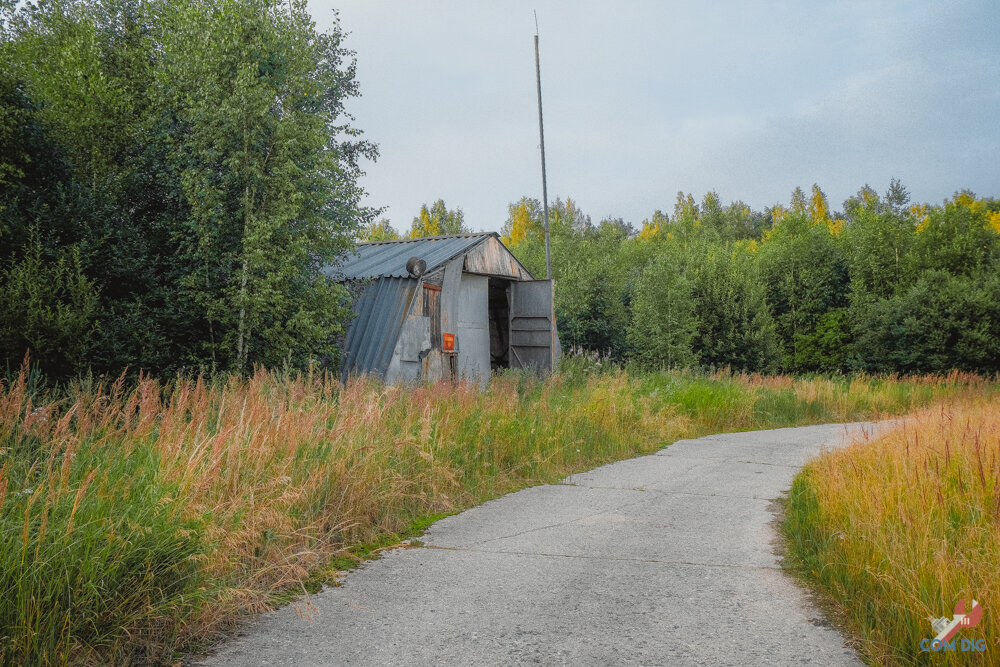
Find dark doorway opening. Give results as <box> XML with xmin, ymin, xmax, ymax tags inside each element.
<box><xmin>488</xmin><ymin>278</ymin><xmax>510</xmax><ymax>370</ymax></box>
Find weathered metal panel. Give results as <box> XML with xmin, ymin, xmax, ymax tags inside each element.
<box><xmin>382</xmin><ymin>302</ymin><xmax>428</xmax><ymax>384</ymax></box>
<box><xmin>462</xmin><ymin>236</ymin><xmax>534</xmax><ymax>280</ymax></box>
<box><xmin>419</xmin><ymin>349</ymin><xmax>457</xmax><ymax>383</ymax></box>
<box><xmin>340</xmin><ymin>277</ymin><xmax>419</xmax><ymax>381</ymax></box>
<box><xmin>387</xmin><ymin>335</ymin><xmax>421</xmax><ymax>383</ymax></box>
<box><xmin>457</xmin><ymin>273</ymin><xmax>490</xmax><ymax>385</ymax></box>
<box><xmin>422</xmin><ymin>267</ymin><xmax>445</xmax><ymax>287</ymax></box>
<box><xmin>439</xmin><ymin>257</ymin><xmax>463</xmax><ymax>345</ymax></box>
<box><xmin>510</xmin><ymin>280</ymin><xmax>554</xmax><ymax>373</ymax></box>
<box><xmin>398</xmin><ymin>314</ymin><xmax>431</xmax><ymax>362</ymax></box>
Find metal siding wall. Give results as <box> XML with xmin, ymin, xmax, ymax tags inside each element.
<box><xmin>387</xmin><ymin>308</ymin><xmax>430</xmax><ymax>384</ymax></box>
<box><xmin>439</xmin><ymin>257</ymin><xmax>463</xmax><ymax>342</ymax></box>
<box><xmin>457</xmin><ymin>273</ymin><xmax>490</xmax><ymax>385</ymax></box>
<box><xmin>340</xmin><ymin>277</ymin><xmax>419</xmax><ymax>381</ymax></box>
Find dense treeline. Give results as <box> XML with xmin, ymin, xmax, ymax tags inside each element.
<box><xmin>0</xmin><ymin>0</ymin><xmax>374</xmax><ymax>380</ymax></box>
<box><xmin>499</xmin><ymin>184</ymin><xmax>1000</xmax><ymax>375</ymax></box>
<box><xmin>4</xmin><ymin>4</ymin><xmax>997</xmax><ymax>383</ymax></box>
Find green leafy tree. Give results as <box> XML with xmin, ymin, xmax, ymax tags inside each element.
<box><xmin>848</xmin><ymin>187</ymin><xmax>1000</xmax><ymax>373</ymax></box>
<box><xmin>627</xmin><ymin>248</ymin><xmax>697</xmax><ymax>369</ymax></box>
<box><xmin>690</xmin><ymin>244</ymin><xmax>781</xmax><ymax>372</ymax></box>
<box><xmin>9</xmin><ymin>0</ymin><xmax>202</xmax><ymax>375</ymax></box>
<box><xmin>153</xmin><ymin>0</ymin><xmax>373</xmax><ymax>373</ymax></box>
<box><xmin>842</xmin><ymin>184</ymin><xmax>882</xmax><ymax>221</ymax></box>
<box><xmin>409</xmin><ymin>199</ymin><xmax>468</xmax><ymax>237</ymax></box>
<box><xmin>1</xmin><ymin>0</ymin><xmax>152</xmax><ymax>191</ymax></box>
<box><xmin>841</xmin><ymin>185</ymin><xmax>915</xmax><ymax>302</ymax></box>
<box><xmin>669</xmin><ymin>192</ymin><xmax>702</xmax><ymax>243</ymax></box>
<box><xmin>1</xmin><ymin>8</ymin><xmax>140</xmax><ymax>376</ymax></box>
<box><xmin>790</xmin><ymin>186</ymin><xmax>808</xmax><ymax>215</ymax></box>
<box><xmin>853</xmin><ymin>269</ymin><xmax>1000</xmax><ymax>373</ymax></box>
<box><xmin>792</xmin><ymin>308</ymin><xmax>853</xmax><ymax>373</ymax></box>
<box><xmin>905</xmin><ymin>191</ymin><xmax>999</xmax><ymax>281</ymax></box>
<box><xmin>0</xmin><ymin>66</ymin><xmax>82</xmax><ymax>256</ymax></box>
<box><xmin>503</xmin><ymin>183</ymin><xmax>1000</xmax><ymax>375</ymax></box>
<box><xmin>0</xmin><ymin>235</ymin><xmax>99</xmax><ymax>376</ymax></box>
<box><xmin>556</xmin><ymin>219</ymin><xmax>632</xmax><ymax>357</ymax></box>
<box><xmin>757</xmin><ymin>210</ymin><xmax>849</xmax><ymax>372</ymax></box>
<box><xmin>506</xmin><ymin>196</ymin><xmax>592</xmax><ymax>277</ymax></box>
<box><xmin>719</xmin><ymin>201</ymin><xmax>770</xmax><ymax>241</ymax></box>
<box><xmin>358</xmin><ymin>219</ymin><xmax>400</xmax><ymax>242</ymax></box>
<box><xmin>2</xmin><ymin>0</ymin><xmax>375</xmax><ymax>378</ymax></box>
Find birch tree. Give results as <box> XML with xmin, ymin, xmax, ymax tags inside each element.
<box><xmin>159</xmin><ymin>0</ymin><xmax>375</xmax><ymax>372</ymax></box>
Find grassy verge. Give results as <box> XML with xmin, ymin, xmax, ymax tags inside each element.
<box><xmin>783</xmin><ymin>394</ymin><xmax>1000</xmax><ymax>665</ymax></box>
<box><xmin>0</xmin><ymin>358</ymin><xmax>991</xmax><ymax>664</ymax></box>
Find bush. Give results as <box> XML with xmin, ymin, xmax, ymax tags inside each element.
<box><xmin>0</xmin><ymin>237</ymin><xmax>98</xmax><ymax>377</ymax></box>
<box><xmin>853</xmin><ymin>269</ymin><xmax>1000</xmax><ymax>374</ymax></box>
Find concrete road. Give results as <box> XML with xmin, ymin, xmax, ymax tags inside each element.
<box><xmin>195</xmin><ymin>422</ymin><xmax>888</xmax><ymax>666</ymax></box>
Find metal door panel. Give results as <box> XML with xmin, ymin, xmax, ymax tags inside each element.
<box><xmin>509</xmin><ymin>280</ymin><xmax>553</xmax><ymax>373</ymax></box>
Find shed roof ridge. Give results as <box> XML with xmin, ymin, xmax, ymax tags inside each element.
<box><xmin>360</xmin><ymin>231</ymin><xmax>497</xmax><ymax>246</ymax></box>
<box><xmin>330</xmin><ymin>232</ymin><xmax>527</xmax><ymax>281</ymax></box>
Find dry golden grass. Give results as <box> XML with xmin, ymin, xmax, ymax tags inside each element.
<box><xmin>785</xmin><ymin>395</ymin><xmax>1000</xmax><ymax>664</ymax></box>
<box><xmin>0</xmin><ymin>366</ymin><xmax>688</xmax><ymax>663</ymax></box>
<box><xmin>0</xmin><ymin>359</ymin><xmax>992</xmax><ymax>664</ymax></box>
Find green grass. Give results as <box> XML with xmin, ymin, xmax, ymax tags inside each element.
<box><xmin>322</xmin><ymin>512</ymin><xmax>452</xmax><ymax>576</ymax></box>
<box><xmin>782</xmin><ymin>394</ymin><xmax>1000</xmax><ymax>665</ymax></box>
<box><xmin>0</xmin><ymin>440</ymin><xmax>206</xmax><ymax>664</ymax></box>
<box><xmin>0</xmin><ymin>359</ymin><xmax>991</xmax><ymax>665</ymax></box>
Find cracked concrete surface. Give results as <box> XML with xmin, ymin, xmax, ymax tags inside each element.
<box><xmin>193</xmin><ymin>422</ymin><xmax>890</xmax><ymax>666</ymax></box>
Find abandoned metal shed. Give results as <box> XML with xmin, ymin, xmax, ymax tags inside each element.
<box><xmin>326</xmin><ymin>233</ymin><xmax>557</xmax><ymax>384</ymax></box>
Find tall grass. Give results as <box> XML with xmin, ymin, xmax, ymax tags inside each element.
<box><xmin>0</xmin><ymin>357</ymin><xmax>991</xmax><ymax>664</ymax></box>
<box><xmin>784</xmin><ymin>395</ymin><xmax>1000</xmax><ymax>664</ymax></box>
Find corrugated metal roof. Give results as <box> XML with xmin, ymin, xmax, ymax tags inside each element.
<box><xmin>340</xmin><ymin>277</ymin><xmax>419</xmax><ymax>381</ymax></box>
<box><xmin>328</xmin><ymin>233</ymin><xmax>495</xmax><ymax>280</ymax></box>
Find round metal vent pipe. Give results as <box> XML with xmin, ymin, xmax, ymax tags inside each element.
<box><xmin>405</xmin><ymin>257</ymin><xmax>427</xmax><ymax>278</ymax></box>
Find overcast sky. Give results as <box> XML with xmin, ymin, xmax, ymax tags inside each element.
<box><xmin>308</xmin><ymin>1</ymin><xmax>1000</xmax><ymax>234</ymax></box>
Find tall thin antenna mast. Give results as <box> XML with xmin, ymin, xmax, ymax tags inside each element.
<box><xmin>534</xmin><ymin>11</ymin><xmax>552</xmax><ymax>280</ymax></box>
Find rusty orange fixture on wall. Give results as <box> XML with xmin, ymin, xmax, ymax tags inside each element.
<box><xmin>443</xmin><ymin>333</ymin><xmax>455</xmax><ymax>351</ymax></box>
